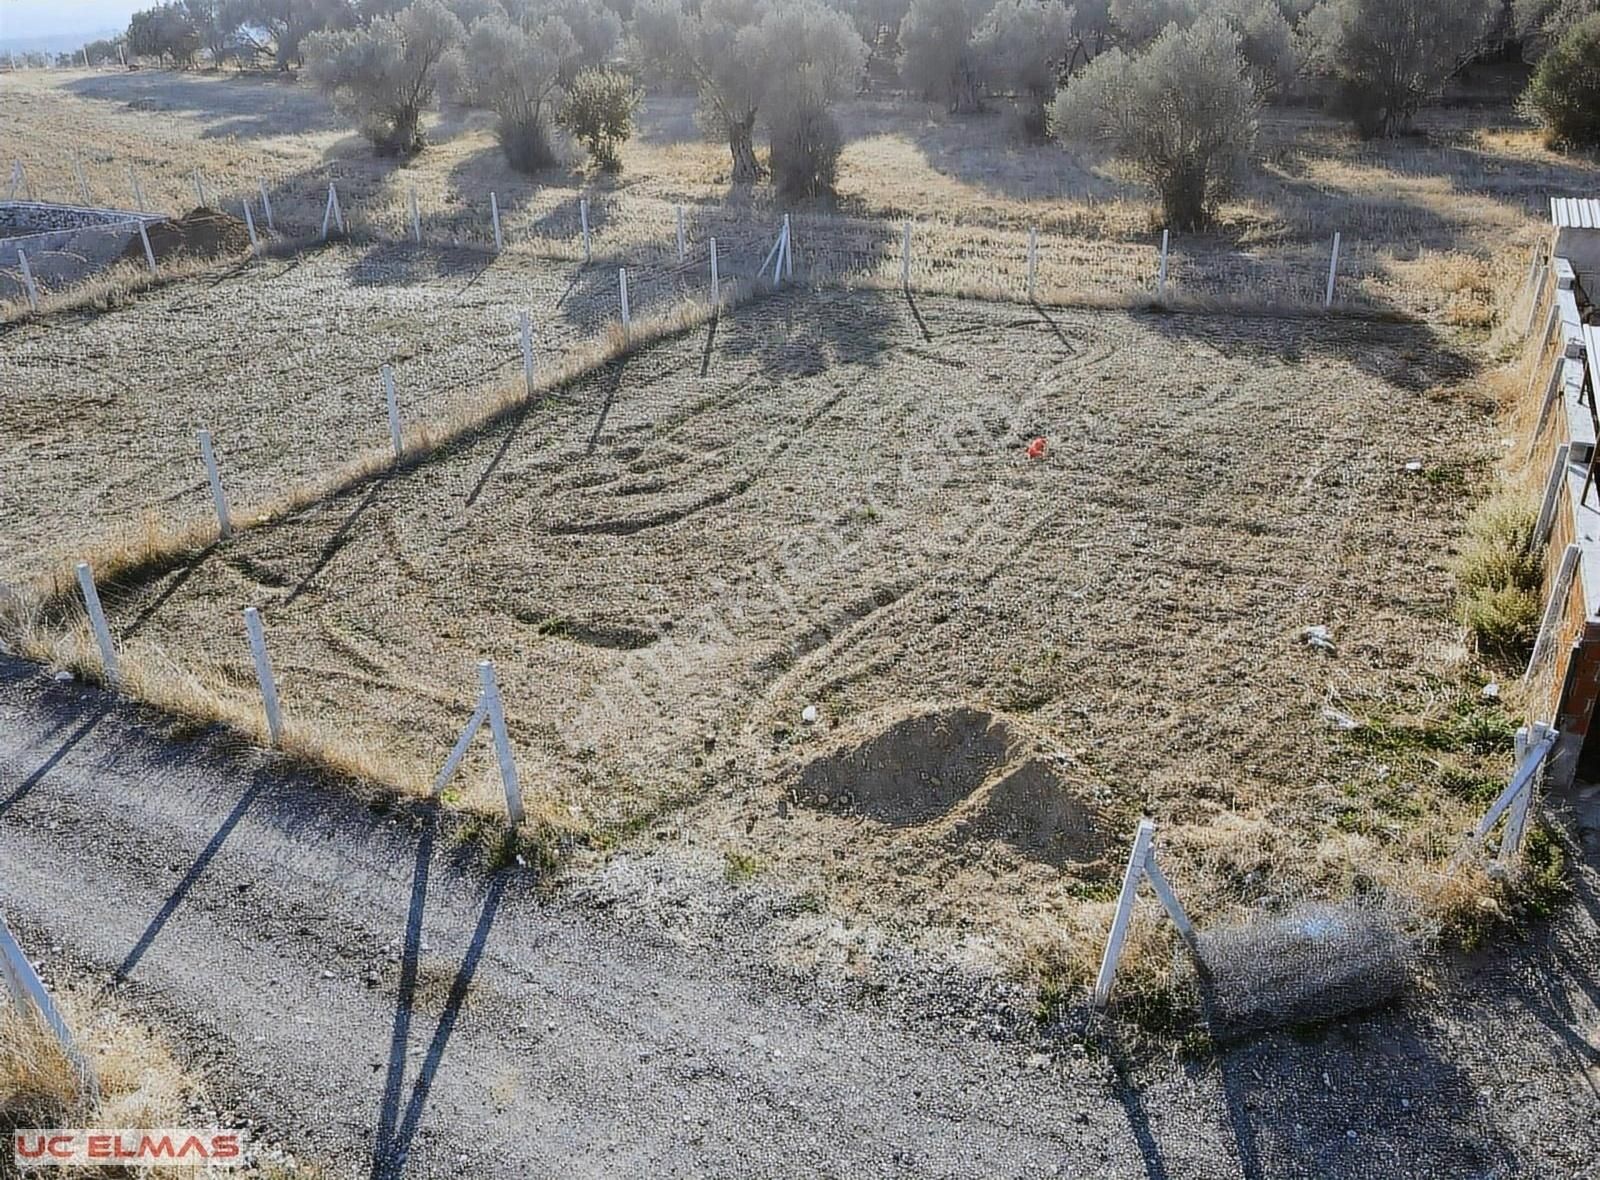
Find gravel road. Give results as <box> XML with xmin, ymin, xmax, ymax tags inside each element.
<box><xmin>0</xmin><ymin>655</ymin><xmax>1596</xmax><ymax>1179</ymax></box>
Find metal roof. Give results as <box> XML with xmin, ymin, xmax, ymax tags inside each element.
<box><xmin>1552</xmin><ymin>198</ymin><xmax>1600</xmax><ymax>229</ymax></box>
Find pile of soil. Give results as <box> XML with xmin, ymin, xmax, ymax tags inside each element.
<box><xmin>789</xmin><ymin>705</ymin><xmax>1112</xmax><ymax>868</ymax></box>
<box><xmin>123</xmin><ymin>207</ymin><xmax>252</xmax><ymax>266</ymax></box>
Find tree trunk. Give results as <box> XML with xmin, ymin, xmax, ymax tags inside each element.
<box><xmin>951</xmin><ymin>67</ymin><xmax>982</xmax><ymax>115</ymax></box>
<box><xmin>728</xmin><ymin>116</ymin><xmax>763</xmax><ymax>184</ymax></box>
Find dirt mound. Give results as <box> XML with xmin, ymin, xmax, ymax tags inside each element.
<box><xmin>123</xmin><ymin>207</ymin><xmax>252</xmax><ymax>266</ymax></box>
<box><xmin>791</xmin><ymin>706</ymin><xmax>1111</xmax><ymax>866</ymax></box>
<box><xmin>793</xmin><ymin>706</ymin><xmax>1019</xmax><ymax>825</ymax></box>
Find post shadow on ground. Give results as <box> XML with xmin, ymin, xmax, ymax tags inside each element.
<box><xmin>0</xmin><ymin>701</ymin><xmax>111</xmax><ymax>821</ymax></box>
<box><xmin>370</xmin><ymin>803</ymin><xmax>507</xmax><ymax>1180</ymax></box>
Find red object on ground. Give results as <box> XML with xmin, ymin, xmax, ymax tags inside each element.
<box><xmin>1026</xmin><ymin>437</ymin><xmax>1048</xmax><ymax>460</ymax></box>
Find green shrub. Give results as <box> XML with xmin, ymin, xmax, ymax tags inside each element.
<box><xmin>1524</xmin><ymin>14</ymin><xmax>1600</xmax><ymax>149</ymax></box>
<box><xmin>1455</xmin><ymin>493</ymin><xmax>1544</xmax><ymax>665</ymax></box>
<box><xmin>560</xmin><ymin>67</ymin><xmax>643</xmax><ymax>172</ymax></box>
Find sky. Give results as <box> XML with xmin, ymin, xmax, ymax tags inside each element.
<box><xmin>0</xmin><ymin>0</ymin><xmax>138</xmax><ymax>45</ymax></box>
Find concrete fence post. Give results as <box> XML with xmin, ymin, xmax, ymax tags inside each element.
<box><xmin>710</xmin><ymin>237</ymin><xmax>719</xmax><ymax>306</ymax></box>
<box><xmin>901</xmin><ymin>221</ymin><xmax>912</xmax><ymax>287</ymax></box>
<box><xmin>409</xmin><ymin>187</ymin><xmax>421</xmax><ymax>244</ymax></box>
<box><xmin>676</xmin><ymin>205</ymin><xmax>686</xmax><ymax>262</ymax></box>
<box><xmin>322</xmin><ymin>183</ymin><xmax>345</xmax><ymax>240</ymax></box>
<box><xmin>520</xmin><ymin>311</ymin><xmax>536</xmax><ymax>396</ymax></box>
<box><xmin>382</xmin><ymin>364</ymin><xmax>402</xmax><ymax>458</ymax></box>
<box><xmin>243</xmin><ymin>200</ymin><xmax>260</xmax><ymax>256</ymax></box>
<box><xmin>580</xmin><ymin>197</ymin><xmax>591</xmax><ymax>264</ymax></box>
<box><xmin>242</xmin><ymin>607</ymin><xmax>283</xmax><ymax>746</ymax></box>
<box><xmin>257</xmin><ymin>179</ymin><xmax>274</xmax><ymax>232</ymax></box>
<box><xmin>192</xmin><ymin>169</ymin><xmax>207</xmax><ymax>209</ymax></box>
<box><xmin>1324</xmin><ymin>231</ymin><xmax>1342</xmax><ymax>309</ymax></box>
<box><xmin>71</xmin><ymin>153</ymin><xmax>90</xmax><ymax>205</ymax></box>
<box><xmin>490</xmin><ymin>191</ymin><xmax>503</xmax><ymax>252</ymax></box>
<box><xmin>0</xmin><ymin>913</ymin><xmax>97</xmax><ymax>1105</ymax></box>
<box><xmin>129</xmin><ymin>166</ymin><xmax>146</xmax><ymax>213</ymax></box>
<box><xmin>784</xmin><ymin>213</ymin><xmax>794</xmax><ymax>279</ymax></box>
<box><xmin>619</xmin><ymin>267</ymin><xmax>630</xmax><ymax>337</ymax></box>
<box><xmin>478</xmin><ymin>660</ymin><xmax>524</xmax><ymax>826</ymax></box>
<box><xmin>17</xmin><ymin>249</ymin><xmax>39</xmax><ymax>311</ymax></box>
<box><xmin>197</xmin><ymin>428</ymin><xmax>232</xmax><ymax>539</ymax></box>
<box><xmin>1157</xmin><ymin>229</ymin><xmax>1170</xmax><ymax>299</ymax></box>
<box><xmin>1027</xmin><ymin>225</ymin><xmax>1038</xmax><ymax>299</ymax></box>
<box><xmin>1092</xmin><ymin>819</ymin><xmax>1196</xmax><ymax>1008</ymax></box>
<box><xmin>74</xmin><ymin>562</ymin><xmax>119</xmax><ymax>686</ymax></box>
<box><xmin>138</xmin><ymin>222</ymin><xmax>157</xmax><ymax>274</ymax></box>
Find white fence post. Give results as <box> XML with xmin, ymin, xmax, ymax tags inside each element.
<box><xmin>0</xmin><ymin>913</ymin><xmax>96</xmax><ymax>1104</ymax></box>
<box><xmin>197</xmin><ymin>428</ymin><xmax>232</xmax><ymax>539</ymax></box>
<box><xmin>242</xmin><ymin>200</ymin><xmax>260</xmax><ymax>256</ymax></box>
<box><xmin>1092</xmin><ymin>819</ymin><xmax>1195</xmax><ymax>1007</ymax></box>
<box><xmin>619</xmin><ymin>267</ymin><xmax>630</xmax><ymax>337</ymax></box>
<box><xmin>17</xmin><ymin>249</ymin><xmax>39</xmax><ymax>311</ymax></box>
<box><xmin>1157</xmin><ymin>229</ymin><xmax>1170</xmax><ymax>299</ymax></box>
<box><xmin>784</xmin><ymin>213</ymin><xmax>794</xmax><ymax>279</ymax></box>
<box><xmin>381</xmin><ymin>364</ymin><xmax>402</xmax><ymax>458</ymax></box>
<box><xmin>192</xmin><ymin>169</ymin><xmax>207</xmax><ymax>208</ymax></box>
<box><xmin>1325</xmin><ymin>231</ymin><xmax>1342</xmax><ymax>308</ymax></box>
<box><xmin>710</xmin><ymin>237</ymin><xmax>719</xmax><ymax>306</ymax></box>
<box><xmin>257</xmin><ymin>179</ymin><xmax>274</xmax><ymax>232</ymax></box>
<box><xmin>242</xmin><ymin>607</ymin><xmax>283</xmax><ymax>746</ymax></box>
<box><xmin>478</xmin><ymin>660</ymin><xmax>524</xmax><ymax>826</ymax></box>
<box><xmin>676</xmin><ymin>205</ymin><xmax>686</xmax><ymax>262</ymax></box>
<box><xmin>580</xmin><ymin>197</ymin><xmax>591</xmax><ymax>263</ymax></box>
<box><xmin>1027</xmin><ymin>225</ymin><xmax>1038</xmax><ymax>299</ymax></box>
<box><xmin>5</xmin><ymin>160</ymin><xmax>21</xmax><ymax>202</ymax></box>
<box><xmin>129</xmin><ymin>166</ymin><xmax>146</xmax><ymax>213</ymax></box>
<box><xmin>432</xmin><ymin>693</ymin><xmax>488</xmax><ymax>797</ymax></box>
<box><xmin>74</xmin><ymin>562</ymin><xmax>119</xmax><ymax>686</ymax></box>
<box><xmin>901</xmin><ymin>221</ymin><xmax>911</xmax><ymax>287</ymax></box>
<box><xmin>519</xmin><ymin>311</ymin><xmax>536</xmax><ymax>395</ymax></box>
<box><xmin>71</xmin><ymin>153</ymin><xmax>90</xmax><ymax>205</ymax></box>
<box><xmin>138</xmin><ymin>222</ymin><xmax>157</xmax><ymax>274</ymax></box>
<box><xmin>322</xmin><ymin>182</ymin><xmax>344</xmax><ymax>240</ymax></box>
<box><xmin>1457</xmin><ymin>725</ymin><xmax>1560</xmax><ymax>866</ymax></box>
<box><xmin>1503</xmin><ymin>721</ymin><xmax>1555</xmax><ymax>856</ymax></box>
<box><xmin>1094</xmin><ymin>820</ymin><xmax>1154</xmax><ymax>1008</ymax></box>
<box><xmin>490</xmin><ymin>191</ymin><xmax>503</xmax><ymax>252</ymax></box>
<box><xmin>409</xmin><ymin>186</ymin><xmax>421</xmax><ymax>244</ymax></box>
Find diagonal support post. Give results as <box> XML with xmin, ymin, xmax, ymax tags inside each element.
<box><xmin>1093</xmin><ymin>819</ymin><xmax>1195</xmax><ymax>1008</ymax></box>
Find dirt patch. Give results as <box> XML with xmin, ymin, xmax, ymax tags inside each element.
<box><xmin>122</xmin><ymin>206</ymin><xmax>252</xmax><ymax>266</ymax></box>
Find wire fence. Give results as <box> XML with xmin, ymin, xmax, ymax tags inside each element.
<box><xmin>1</xmin><ymin>154</ymin><xmax>1395</xmax><ymax>324</ymax></box>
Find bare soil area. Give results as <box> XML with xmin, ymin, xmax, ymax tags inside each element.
<box><xmin>0</xmin><ymin>242</ymin><xmax>709</xmax><ymax>584</ymax></box>
<box><xmin>86</xmin><ymin>286</ymin><xmax>1505</xmax><ymax>965</ymax></box>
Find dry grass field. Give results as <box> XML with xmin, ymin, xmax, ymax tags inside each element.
<box><xmin>0</xmin><ymin>65</ymin><xmax>1577</xmax><ymax>983</ymax></box>
<box><xmin>38</xmin><ymin>283</ymin><xmax>1508</xmax><ymax>975</ymax></box>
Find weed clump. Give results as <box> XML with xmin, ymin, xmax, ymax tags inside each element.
<box><xmin>1455</xmin><ymin>493</ymin><xmax>1542</xmax><ymax>667</ymax></box>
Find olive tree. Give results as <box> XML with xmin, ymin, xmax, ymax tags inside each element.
<box><xmin>464</xmin><ymin>7</ymin><xmax>583</xmax><ymax>170</ymax></box>
<box><xmin>1303</xmin><ymin>0</ymin><xmax>1498</xmax><ymax>137</ymax></box>
<box><xmin>1523</xmin><ymin>12</ymin><xmax>1600</xmax><ymax>147</ymax></box>
<box><xmin>635</xmin><ymin>0</ymin><xmax>867</xmax><ymax>184</ymax></box>
<box><xmin>227</xmin><ymin>0</ymin><xmax>356</xmax><ymax>69</ymax></box>
<box><xmin>560</xmin><ymin>66</ymin><xmax>643</xmax><ymax>169</ymax></box>
<box><xmin>1052</xmin><ymin>14</ymin><xmax>1257</xmax><ymax>229</ymax></box>
<box><xmin>898</xmin><ymin>0</ymin><xmax>992</xmax><ymax>113</ymax></box>
<box><xmin>975</xmin><ymin>0</ymin><xmax>1073</xmax><ymax>137</ymax></box>
<box><xmin>305</xmin><ymin>0</ymin><xmax>463</xmax><ymax>153</ymax></box>
<box><xmin>762</xmin><ymin>0</ymin><xmax>869</xmax><ymax>195</ymax></box>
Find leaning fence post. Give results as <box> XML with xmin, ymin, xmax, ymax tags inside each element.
<box><xmin>16</xmin><ymin>249</ymin><xmax>39</xmax><ymax>311</ymax></box>
<box><xmin>901</xmin><ymin>221</ymin><xmax>912</xmax><ymax>287</ymax></box>
<box><xmin>74</xmin><ymin>562</ymin><xmax>119</xmax><ymax>686</ymax></box>
<box><xmin>1027</xmin><ymin>225</ymin><xmax>1038</xmax><ymax>299</ymax></box>
<box><xmin>257</xmin><ymin>179</ymin><xmax>274</xmax><ymax>232</ymax></box>
<box><xmin>710</xmin><ymin>237</ymin><xmax>720</xmax><ymax>306</ymax></box>
<box><xmin>478</xmin><ymin>660</ymin><xmax>524</xmax><ymax>826</ymax></box>
<box><xmin>1094</xmin><ymin>819</ymin><xmax>1155</xmax><ymax>1007</ymax></box>
<box><xmin>519</xmin><ymin>311</ymin><xmax>536</xmax><ymax>395</ymax></box>
<box><xmin>1324</xmin><ymin>231</ymin><xmax>1342</xmax><ymax>308</ymax></box>
<box><xmin>0</xmin><ymin>913</ymin><xmax>97</xmax><ymax>1106</ymax></box>
<box><xmin>676</xmin><ymin>205</ymin><xmax>686</xmax><ymax>262</ymax></box>
<box><xmin>490</xmin><ymin>191</ymin><xmax>503</xmax><ymax>252</ymax></box>
<box><xmin>1526</xmin><ymin>543</ymin><xmax>1581</xmax><ymax>686</ymax></box>
<box><xmin>1157</xmin><ymin>229</ymin><xmax>1170</xmax><ymax>299</ymax></box>
<box><xmin>381</xmin><ymin>364</ymin><xmax>402</xmax><ymax>458</ymax></box>
<box><xmin>138</xmin><ymin>221</ymin><xmax>157</xmax><ymax>274</ymax></box>
<box><xmin>197</xmin><ymin>428</ymin><xmax>232</xmax><ymax>539</ymax></box>
<box><xmin>242</xmin><ymin>607</ymin><xmax>283</xmax><ymax>746</ymax></box>
<box><xmin>409</xmin><ymin>186</ymin><xmax>421</xmax><ymax>244</ymax></box>
<box><xmin>242</xmin><ymin>200</ymin><xmax>260</xmax><ymax>256</ymax></box>
<box><xmin>192</xmin><ymin>169</ymin><xmax>207</xmax><ymax>208</ymax></box>
<box><xmin>580</xmin><ymin>197</ymin><xmax>591</xmax><ymax>263</ymax></box>
<box><xmin>619</xmin><ymin>266</ymin><xmax>630</xmax><ymax>337</ymax></box>
<box><xmin>322</xmin><ymin>182</ymin><xmax>344</xmax><ymax>240</ymax></box>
